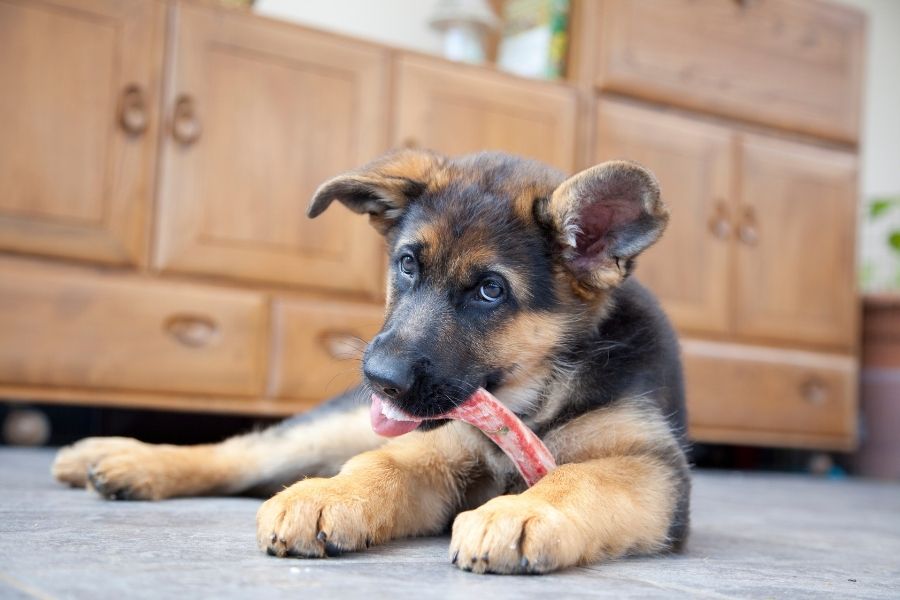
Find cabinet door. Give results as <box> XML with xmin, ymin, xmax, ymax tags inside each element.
<box><xmin>592</xmin><ymin>0</ymin><xmax>864</xmax><ymax>143</ymax></box>
<box><xmin>0</xmin><ymin>0</ymin><xmax>165</xmax><ymax>265</ymax></box>
<box><xmin>735</xmin><ymin>134</ymin><xmax>858</xmax><ymax>349</ymax></box>
<box><xmin>393</xmin><ymin>55</ymin><xmax>577</xmax><ymax>173</ymax></box>
<box><xmin>155</xmin><ymin>3</ymin><xmax>389</xmax><ymax>296</ymax></box>
<box><xmin>594</xmin><ymin>100</ymin><xmax>733</xmax><ymax>335</ymax></box>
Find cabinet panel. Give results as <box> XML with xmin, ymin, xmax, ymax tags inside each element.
<box><xmin>0</xmin><ymin>258</ymin><xmax>268</xmax><ymax>396</ymax></box>
<box><xmin>0</xmin><ymin>0</ymin><xmax>165</xmax><ymax>264</ymax></box>
<box><xmin>735</xmin><ymin>134</ymin><xmax>858</xmax><ymax>349</ymax></box>
<box><xmin>683</xmin><ymin>339</ymin><xmax>856</xmax><ymax>450</ymax></box>
<box><xmin>593</xmin><ymin>0</ymin><xmax>864</xmax><ymax>142</ymax></box>
<box><xmin>270</xmin><ymin>298</ymin><xmax>384</xmax><ymax>401</ymax></box>
<box><xmin>155</xmin><ymin>2</ymin><xmax>388</xmax><ymax>295</ymax></box>
<box><xmin>394</xmin><ymin>55</ymin><xmax>577</xmax><ymax>172</ymax></box>
<box><xmin>594</xmin><ymin>100</ymin><xmax>733</xmax><ymax>335</ymax></box>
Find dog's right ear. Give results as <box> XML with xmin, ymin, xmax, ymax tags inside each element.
<box><xmin>307</xmin><ymin>149</ymin><xmax>447</xmax><ymax>235</ymax></box>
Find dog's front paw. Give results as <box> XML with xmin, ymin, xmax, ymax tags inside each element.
<box><xmin>450</xmin><ymin>495</ymin><xmax>582</xmax><ymax>574</ymax></box>
<box><xmin>257</xmin><ymin>477</ymin><xmax>382</xmax><ymax>558</ymax></box>
<box><xmin>84</xmin><ymin>445</ymin><xmax>184</xmax><ymax>500</ymax></box>
<box><xmin>52</xmin><ymin>437</ymin><xmax>148</xmax><ymax>489</ymax></box>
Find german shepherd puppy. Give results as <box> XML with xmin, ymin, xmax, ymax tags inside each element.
<box><xmin>53</xmin><ymin>150</ymin><xmax>690</xmax><ymax>574</ymax></box>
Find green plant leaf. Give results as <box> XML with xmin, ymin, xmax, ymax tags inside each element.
<box><xmin>870</xmin><ymin>199</ymin><xmax>895</xmax><ymax>218</ymax></box>
<box><xmin>890</xmin><ymin>230</ymin><xmax>900</xmax><ymax>252</ymax></box>
<box><xmin>871</xmin><ymin>196</ymin><xmax>900</xmax><ymax>216</ymax></box>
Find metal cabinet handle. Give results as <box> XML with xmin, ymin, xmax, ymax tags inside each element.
<box><xmin>738</xmin><ymin>206</ymin><xmax>759</xmax><ymax>246</ymax></box>
<box><xmin>171</xmin><ymin>95</ymin><xmax>202</xmax><ymax>146</ymax></box>
<box><xmin>118</xmin><ymin>85</ymin><xmax>148</xmax><ymax>136</ymax></box>
<box><xmin>800</xmin><ymin>377</ymin><xmax>829</xmax><ymax>406</ymax></box>
<box><xmin>164</xmin><ymin>314</ymin><xmax>218</xmax><ymax>348</ymax></box>
<box><xmin>320</xmin><ymin>331</ymin><xmax>365</xmax><ymax>361</ymax></box>
<box><xmin>708</xmin><ymin>201</ymin><xmax>732</xmax><ymax>240</ymax></box>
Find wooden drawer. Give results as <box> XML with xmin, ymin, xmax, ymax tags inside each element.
<box><xmin>591</xmin><ymin>0</ymin><xmax>865</xmax><ymax>142</ymax></box>
<box><xmin>0</xmin><ymin>258</ymin><xmax>267</xmax><ymax>396</ymax></box>
<box><xmin>270</xmin><ymin>297</ymin><xmax>384</xmax><ymax>400</ymax></box>
<box><xmin>683</xmin><ymin>340</ymin><xmax>857</xmax><ymax>450</ymax></box>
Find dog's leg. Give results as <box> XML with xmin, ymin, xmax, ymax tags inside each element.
<box><xmin>450</xmin><ymin>401</ymin><xmax>691</xmax><ymax>574</ymax></box>
<box><xmin>52</xmin><ymin>391</ymin><xmax>386</xmax><ymax>500</ymax></box>
<box><xmin>257</xmin><ymin>422</ymin><xmax>481</xmax><ymax>557</ymax></box>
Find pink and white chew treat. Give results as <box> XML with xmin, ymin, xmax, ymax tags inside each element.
<box><xmin>370</xmin><ymin>388</ymin><xmax>557</xmax><ymax>487</ymax></box>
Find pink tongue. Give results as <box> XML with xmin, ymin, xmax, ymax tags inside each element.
<box><xmin>368</xmin><ymin>388</ymin><xmax>557</xmax><ymax>487</ymax></box>
<box><xmin>369</xmin><ymin>393</ymin><xmax>421</xmax><ymax>437</ymax></box>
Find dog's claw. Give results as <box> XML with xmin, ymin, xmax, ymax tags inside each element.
<box><xmin>316</xmin><ymin>531</ymin><xmax>327</xmax><ymax>543</ymax></box>
<box><xmin>270</xmin><ymin>533</ymin><xmax>277</xmax><ymax>543</ymax></box>
<box><xmin>451</xmin><ymin>550</ymin><xmax>459</xmax><ymax>565</ymax></box>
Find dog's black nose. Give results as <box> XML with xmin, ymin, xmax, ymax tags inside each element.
<box><xmin>363</xmin><ymin>354</ymin><xmax>413</xmax><ymax>399</ymax></box>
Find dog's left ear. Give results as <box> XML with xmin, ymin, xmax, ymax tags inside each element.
<box><xmin>545</xmin><ymin>160</ymin><xmax>669</xmax><ymax>291</ymax></box>
<box><xmin>307</xmin><ymin>149</ymin><xmax>446</xmax><ymax>235</ymax></box>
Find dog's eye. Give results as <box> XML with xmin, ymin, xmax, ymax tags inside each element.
<box><xmin>398</xmin><ymin>254</ymin><xmax>417</xmax><ymax>276</ymax></box>
<box><xmin>478</xmin><ymin>280</ymin><xmax>504</xmax><ymax>302</ymax></box>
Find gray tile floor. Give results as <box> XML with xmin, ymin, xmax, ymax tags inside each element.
<box><xmin>1</xmin><ymin>447</ymin><xmax>898</xmax><ymax>599</ymax></box>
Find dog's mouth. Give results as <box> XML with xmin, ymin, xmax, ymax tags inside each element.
<box><xmin>369</xmin><ymin>370</ymin><xmax>507</xmax><ymax>437</ymax></box>
<box><xmin>369</xmin><ymin>394</ymin><xmax>423</xmax><ymax>437</ymax></box>
<box><xmin>369</xmin><ymin>388</ymin><xmax>557</xmax><ymax>487</ymax></box>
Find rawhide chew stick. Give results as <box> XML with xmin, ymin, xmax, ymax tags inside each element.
<box><xmin>370</xmin><ymin>387</ymin><xmax>557</xmax><ymax>487</ymax></box>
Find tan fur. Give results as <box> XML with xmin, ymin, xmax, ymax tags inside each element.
<box><xmin>451</xmin><ymin>402</ymin><xmax>682</xmax><ymax>573</ymax></box>
<box><xmin>486</xmin><ymin>312</ymin><xmax>568</xmax><ymax>414</ymax></box>
<box><xmin>256</xmin><ymin>400</ymin><xmax>682</xmax><ymax>573</ymax></box>
<box><xmin>53</xmin><ymin>406</ymin><xmax>385</xmax><ymax>500</ymax></box>
<box><xmin>257</xmin><ymin>422</ymin><xmax>483</xmax><ymax>557</ymax></box>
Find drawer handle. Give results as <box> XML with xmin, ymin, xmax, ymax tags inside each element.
<box><xmin>164</xmin><ymin>314</ymin><xmax>219</xmax><ymax>348</ymax></box>
<box><xmin>708</xmin><ymin>200</ymin><xmax>732</xmax><ymax>240</ymax></box>
<box><xmin>171</xmin><ymin>94</ymin><xmax>202</xmax><ymax>146</ymax></box>
<box><xmin>738</xmin><ymin>206</ymin><xmax>759</xmax><ymax>246</ymax></box>
<box><xmin>319</xmin><ymin>331</ymin><xmax>366</xmax><ymax>361</ymax></box>
<box><xmin>118</xmin><ymin>84</ymin><xmax>148</xmax><ymax>137</ymax></box>
<box><xmin>801</xmin><ymin>377</ymin><xmax>829</xmax><ymax>406</ymax></box>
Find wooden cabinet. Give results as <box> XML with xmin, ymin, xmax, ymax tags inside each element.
<box><xmin>735</xmin><ymin>134</ymin><xmax>858</xmax><ymax>348</ymax></box>
<box><xmin>0</xmin><ymin>1</ymin><xmax>865</xmax><ymax>448</ymax></box>
<box><xmin>0</xmin><ymin>0</ymin><xmax>166</xmax><ymax>265</ymax></box>
<box><xmin>683</xmin><ymin>340</ymin><xmax>857</xmax><ymax>450</ymax></box>
<box><xmin>587</xmin><ymin>0</ymin><xmax>865</xmax><ymax>143</ymax></box>
<box><xmin>0</xmin><ymin>258</ymin><xmax>268</xmax><ymax>397</ymax></box>
<box><xmin>154</xmin><ymin>2</ymin><xmax>388</xmax><ymax>295</ymax></box>
<box><xmin>594</xmin><ymin>100</ymin><xmax>733</xmax><ymax>335</ymax></box>
<box><xmin>393</xmin><ymin>55</ymin><xmax>578</xmax><ymax>172</ymax></box>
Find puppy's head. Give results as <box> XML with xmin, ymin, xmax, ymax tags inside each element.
<box><xmin>309</xmin><ymin>149</ymin><xmax>668</xmax><ymax>427</ymax></box>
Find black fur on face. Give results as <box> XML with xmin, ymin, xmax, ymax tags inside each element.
<box><xmin>365</xmin><ymin>173</ymin><xmax>559</xmax><ymax>418</ymax></box>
